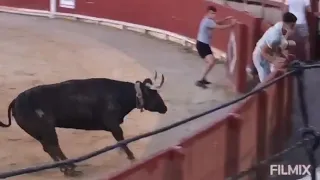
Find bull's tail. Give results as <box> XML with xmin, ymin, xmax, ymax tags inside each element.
<box><xmin>0</xmin><ymin>99</ymin><xmax>15</xmax><ymax>127</ymax></box>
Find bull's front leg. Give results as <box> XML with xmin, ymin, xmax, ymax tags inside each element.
<box><xmin>111</xmin><ymin>126</ymin><xmax>135</xmax><ymax>161</ymax></box>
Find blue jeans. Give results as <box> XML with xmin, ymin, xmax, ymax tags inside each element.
<box><xmin>253</xmin><ymin>50</ymin><xmax>273</xmax><ymax>82</ymax></box>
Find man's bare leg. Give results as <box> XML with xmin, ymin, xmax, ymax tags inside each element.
<box><xmin>201</xmin><ymin>54</ymin><xmax>216</xmax><ymax>79</ymax></box>
<box><xmin>196</xmin><ymin>54</ymin><xmax>216</xmax><ymax>88</ymax></box>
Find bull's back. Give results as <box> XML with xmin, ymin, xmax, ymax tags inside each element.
<box><xmin>14</xmin><ymin>78</ymin><xmax>132</xmax><ymax>130</ymax></box>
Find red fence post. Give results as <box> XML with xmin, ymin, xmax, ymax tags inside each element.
<box><xmin>255</xmin><ymin>90</ymin><xmax>268</xmax><ymax>180</ymax></box>
<box><xmin>307</xmin><ymin>11</ymin><xmax>318</xmax><ymax>60</ymax></box>
<box><xmin>224</xmin><ymin>114</ymin><xmax>242</xmax><ymax>177</ymax></box>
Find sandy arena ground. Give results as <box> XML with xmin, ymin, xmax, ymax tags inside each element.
<box><xmin>0</xmin><ymin>13</ymin><xmax>237</xmax><ymax>179</ymax></box>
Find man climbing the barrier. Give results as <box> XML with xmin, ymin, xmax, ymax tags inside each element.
<box><xmin>195</xmin><ymin>5</ymin><xmax>237</xmax><ymax>88</ymax></box>
<box><xmin>253</xmin><ymin>12</ymin><xmax>297</xmax><ymax>82</ymax></box>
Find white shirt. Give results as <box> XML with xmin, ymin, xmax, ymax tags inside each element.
<box><xmin>254</xmin><ymin>22</ymin><xmax>284</xmax><ymax>54</ymax></box>
<box><xmin>287</xmin><ymin>0</ymin><xmax>310</xmax><ymax>24</ymax></box>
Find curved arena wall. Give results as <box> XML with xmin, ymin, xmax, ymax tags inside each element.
<box><xmin>0</xmin><ymin>0</ymin><xmax>294</xmax><ymax>179</ymax></box>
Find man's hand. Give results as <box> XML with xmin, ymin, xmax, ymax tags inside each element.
<box><xmin>287</xmin><ymin>40</ymin><xmax>296</xmax><ymax>46</ymax></box>
<box><xmin>216</xmin><ymin>16</ymin><xmax>235</xmax><ymax>25</ymax></box>
<box><xmin>274</xmin><ymin>57</ymin><xmax>288</xmax><ymax>69</ymax></box>
<box><xmin>281</xmin><ymin>49</ymin><xmax>289</xmax><ymax>58</ymax></box>
<box><xmin>225</xmin><ymin>16</ymin><xmax>234</xmax><ymax>20</ymax></box>
<box><xmin>276</xmin><ymin>57</ymin><xmax>287</xmax><ymax>63</ymax></box>
<box><xmin>216</xmin><ymin>18</ymin><xmax>237</xmax><ymax>29</ymax></box>
<box><xmin>230</xmin><ymin>19</ymin><xmax>237</xmax><ymax>26</ymax></box>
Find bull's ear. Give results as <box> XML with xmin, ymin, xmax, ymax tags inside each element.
<box><xmin>142</xmin><ymin>78</ymin><xmax>153</xmax><ymax>85</ymax></box>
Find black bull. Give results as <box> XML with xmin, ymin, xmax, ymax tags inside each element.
<box><xmin>0</xmin><ymin>73</ymin><xmax>167</xmax><ymax>177</ymax></box>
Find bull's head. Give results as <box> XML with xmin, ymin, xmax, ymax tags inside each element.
<box><xmin>135</xmin><ymin>71</ymin><xmax>167</xmax><ymax>114</ymax></box>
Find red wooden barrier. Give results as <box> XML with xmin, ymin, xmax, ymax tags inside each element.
<box><xmin>0</xmin><ymin>0</ymin><xmax>295</xmax><ymax>179</ymax></box>
<box><xmin>0</xmin><ymin>0</ymin><xmax>48</xmax><ymax>10</ymax></box>
<box><xmin>54</xmin><ymin>0</ymin><xmax>261</xmax><ymax>65</ymax></box>
<box><xmin>105</xmin><ymin>149</ymin><xmax>182</xmax><ymax>180</ymax></box>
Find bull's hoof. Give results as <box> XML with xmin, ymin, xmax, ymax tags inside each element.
<box><xmin>130</xmin><ymin>158</ymin><xmax>137</xmax><ymax>164</ymax></box>
<box><xmin>128</xmin><ymin>155</ymin><xmax>136</xmax><ymax>161</ymax></box>
<box><xmin>64</xmin><ymin>169</ymin><xmax>83</xmax><ymax>177</ymax></box>
<box><xmin>59</xmin><ymin>164</ymin><xmax>77</xmax><ymax>173</ymax></box>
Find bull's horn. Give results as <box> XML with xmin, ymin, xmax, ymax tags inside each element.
<box><xmin>155</xmin><ymin>74</ymin><xmax>164</xmax><ymax>88</ymax></box>
<box><xmin>154</xmin><ymin>71</ymin><xmax>158</xmax><ymax>81</ymax></box>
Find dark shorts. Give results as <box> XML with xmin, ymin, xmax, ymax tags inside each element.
<box><xmin>196</xmin><ymin>41</ymin><xmax>212</xmax><ymax>59</ymax></box>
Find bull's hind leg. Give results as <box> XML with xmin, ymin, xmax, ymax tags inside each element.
<box><xmin>17</xmin><ymin>117</ymin><xmax>82</xmax><ymax>177</ymax></box>
<box><xmin>38</xmin><ymin>129</ymin><xmax>83</xmax><ymax>177</ymax></box>
<box><xmin>110</xmin><ymin>127</ymin><xmax>135</xmax><ymax>161</ymax></box>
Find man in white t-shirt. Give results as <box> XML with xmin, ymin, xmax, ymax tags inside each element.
<box><xmin>253</xmin><ymin>12</ymin><xmax>297</xmax><ymax>82</ymax></box>
<box><xmin>283</xmin><ymin>0</ymin><xmax>311</xmax><ymax>60</ymax></box>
